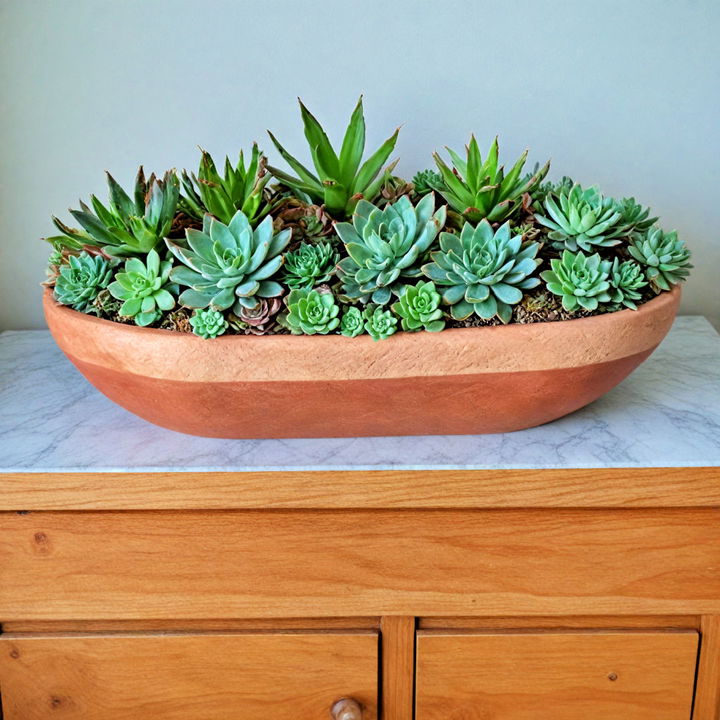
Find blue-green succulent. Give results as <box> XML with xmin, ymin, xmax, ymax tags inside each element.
<box><xmin>339</xmin><ymin>306</ymin><xmax>365</xmax><ymax>337</ymax></box>
<box><xmin>362</xmin><ymin>304</ymin><xmax>398</xmax><ymax>341</ymax></box>
<box><xmin>540</xmin><ymin>250</ymin><xmax>612</xmax><ymax>312</ymax></box>
<box><xmin>392</xmin><ymin>280</ymin><xmax>445</xmax><ymax>332</ymax></box>
<box><xmin>284</xmin><ymin>287</ymin><xmax>340</xmax><ymax>335</ymax></box>
<box><xmin>628</xmin><ymin>227</ymin><xmax>692</xmax><ymax>291</ymax></box>
<box><xmin>53</xmin><ymin>252</ymin><xmax>113</xmax><ymax>312</ymax></box>
<box><xmin>608</xmin><ymin>258</ymin><xmax>648</xmax><ymax>310</ymax></box>
<box><xmin>189</xmin><ymin>308</ymin><xmax>229</xmax><ymax>339</ymax></box>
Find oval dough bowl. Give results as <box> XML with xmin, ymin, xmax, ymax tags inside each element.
<box><xmin>43</xmin><ymin>287</ymin><xmax>680</xmax><ymax>438</ymax></box>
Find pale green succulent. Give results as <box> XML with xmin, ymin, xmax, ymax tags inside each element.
<box><xmin>108</xmin><ymin>249</ymin><xmax>175</xmax><ymax>326</ymax></box>
<box><xmin>335</xmin><ymin>194</ymin><xmax>446</xmax><ymax>305</ymax></box>
<box><xmin>189</xmin><ymin>308</ymin><xmax>228</xmax><ymax>339</ymax></box>
<box><xmin>363</xmin><ymin>304</ymin><xmax>398</xmax><ymax>341</ymax></box>
<box><xmin>392</xmin><ymin>280</ymin><xmax>445</xmax><ymax>332</ymax></box>
<box><xmin>284</xmin><ymin>287</ymin><xmax>340</xmax><ymax>335</ymax></box>
<box><xmin>628</xmin><ymin>227</ymin><xmax>692</xmax><ymax>291</ymax></box>
<box><xmin>282</xmin><ymin>241</ymin><xmax>339</xmax><ymax>289</ymax></box>
<box><xmin>340</xmin><ymin>306</ymin><xmax>364</xmax><ymax>337</ymax></box>
<box><xmin>54</xmin><ymin>252</ymin><xmax>113</xmax><ymax>312</ymax></box>
<box><xmin>166</xmin><ymin>211</ymin><xmax>290</xmax><ymax>313</ymax></box>
<box><xmin>616</xmin><ymin>197</ymin><xmax>657</xmax><ymax>234</ymax></box>
<box><xmin>608</xmin><ymin>258</ymin><xmax>648</xmax><ymax>310</ymax></box>
<box><xmin>422</xmin><ymin>220</ymin><xmax>541</xmax><ymax>324</ymax></box>
<box><xmin>540</xmin><ymin>250</ymin><xmax>612</xmax><ymax>312</ymax></box>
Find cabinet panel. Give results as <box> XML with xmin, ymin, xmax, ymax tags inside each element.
<box><xmin>0</xmin><ymin>631</ymin><xmax>378</xmax><ymax>720</ymax></box>
<box><xmin>416</xmin><ymin>631</ymin><xmax>698</xmax><ymax>720</ymax></box>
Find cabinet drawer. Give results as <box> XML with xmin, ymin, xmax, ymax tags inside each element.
<box><xmin>416</xmin><ymin>630</ymin><xmax>698</xmax><ymax>720</ymax></box>
<box><xmin>0</xmin><ymin>631</ymin><xmax>378</xmax><ymax>719</ymax></box>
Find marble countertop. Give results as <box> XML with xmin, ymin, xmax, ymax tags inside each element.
<box><xmin>1</xmin><ymin>317</ymin><xmax>719</xmax><ymax>473</ymax></box>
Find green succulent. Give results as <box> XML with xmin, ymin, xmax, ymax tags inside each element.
<box><xmin>422</xmin><ymin>220</ymin><xmax>541</xmax><ymax>324</ymax></box>
<box><xmin>179</xmin><ymin>144</ymin><xmax>272</xmax><ymax>226</ymax></box>
<box><xmin>282</xmin><ymin>241</ymin><xmax>339</xmax><ymax>289</ymax></box>
<box><xmin>166</xmin><ymin>211</ymin><xmax>290</xmax><ymax>313</ymax></box>
<box><xmin>616</xmin><ymin>197</ymin><xmax>657</xmax><ymax>234</ymax></box>
<box><xmin>433</xmin><ymin>136</ymin><xmax>549</xmax><ymax>224</ymax></box>
<box><xmin>48</xmin><ymin>168</ymin><xmax>180</xmax><ymax>257</ymax></box>
<box><xmin>540</xmin><ymin>250</ymin><xmax>612</xmax><ymax>312</ymax></box>
<box><xmin>189</xmin><ymin>308</ymin><xmax>228</xmax><ymax>339</ymax></box>
<box><xmin>392</xmin><ymin>280</ymin><xmax>445</xmax><ymax>332</ymax></box>
<box><xmin>362</xmin><ymin>304</ymin><xmax>398</xmax><ymax>341</ymax></box>
<box><xmin>608</xmin><ymin>258</ymin><xmax>648</xmax><ymax>310</ymax></box>
<box><xmin>628</xmin><ymin>227</ymin><xmax>692</xmax><ymax>291</ymax></box>
<box><xmin>283</xmin><ymin>287</ymin><xmax>340</xmax><ymax>335</ymax></box>
<box><xmin>339</xmin><ymin>306</ymin><xmax>365</xmax><ymax>337</ymax></box>
<box><xmin>108</xmin><ymin>249</ymin><xmax>175</xmax><ymax>326</ymax></box>
<box><xmin>267</xmin><ymin>97</ymin><xmax>399</xmax><ymax>218</ymax></box>
<box><xmin>53</xmin><ymin>252</ymin><xmax>113</xmax><ymax>312</ymax></box>
<box><xmin>536</xmin><ymin>184</ymin><xmax>625</xmax><ymax>252</ymax></box>
<box><xmin>534</xmin><ymin>175</ymin><xmax>574</xmax><ymax>205</ymax></box>
<box><xmin>412</xmin><ymin>169</ymin><xmax>443</xmax><ymax>197</ymax></box>
<box><xmin>335</xmin><ymin>194</ymin><xmax>446</xmax><ymax>305</ymax></box>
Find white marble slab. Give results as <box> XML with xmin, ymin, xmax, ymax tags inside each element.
<box><xmin>1</xmin><ymin>317</ymin><xmax>719</xmax><ymax>473</ymax></box>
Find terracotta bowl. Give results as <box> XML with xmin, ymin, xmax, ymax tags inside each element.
<box><xmin>43</xmin><ymin>287</ymin><xmax>681</xmax><ymax>438</ymax></box>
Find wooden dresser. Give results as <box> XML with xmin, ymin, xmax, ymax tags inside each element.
<box><xmin>0</xmin><ymin>318</ymin><xmax>719</xmax><ymax>719</ymax></box>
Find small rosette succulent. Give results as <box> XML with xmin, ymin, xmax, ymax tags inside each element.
<box><xmin>284</xmin><ymin>287</ymin><xmax>340</xmax><ymax>335</ymax></box>
<box><xmin>628</xmin><ymin>227</ymin><xmax>692</xmax><ymax>291</ymax></box>
<box><xmin>608</xmin><ymin>258</ymin><xmax>647</xmax><ymax>309</ymax></box>
<box><xmin>616</xmin><ymin>197</ymin><xmax>657</xmax><ymax>234</ymax></box>
<box><xmin>540</xmin><ymin>250</ymin><xmax>612</xmax><ymax>312</ymax></box>
<box><xmin>536</xmin><ymin>184</ymin><xmax>625</xmax><ymax>252</ymax></box>
<box><xmin>392</xmin><ymin>280</ymin><xmax>445</xmax><ymax>332</ymax></box>
<box><xmin>54</xmin><ymin>252</ymin><xmax>113</xmax><ymax>312</ymax></box>
<box><xmin>412</xmin><ymin>169</ymin><xmax>443</xmax><ymax>197</ymax></box>
<box><xmin>422</xmin><ymin>220</ymin><xmax>541</xmax><ymax>324</ymax></box>
<box><xmin>335</xmin><ymin>194</ymin><xmax>446</xmax><ymax>305</ymax></box>
<box><xmin>229</xmin><ymin>297</ymin><xmax>283</xmax><ymax>335</ymax></box>
<box><xmin>108</xmin><ymin>249</ymin><xmax>175</xmax><ymax>326</ymax></box>
<box><xmin>166</xmin><ymin>211</ymin><xmax>290</xmax><ymax>313</ymax></box>
<box><xmin>362</xmin><ymin>305</ymin><xmax>398</xmax><ymax>341</ymax></box>
<box><xmin>190</xmin><ymin>308</ymin><xmax>228</xmax><ymax>339</ymax></box>
<box><xmin>282</xmin><ymin>241</ymin><xmax>339</xmax><ymax>289</ymax></box>
<box><xmin>340</xmin><ymin>307</ymin><xmax>364</xmax><ymax>337</ymax></box>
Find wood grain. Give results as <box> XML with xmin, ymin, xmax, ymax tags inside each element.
<box><xmin>380</xmin><ymin>617</ymin><xmax>414</xmax><ymax>720</ymax></box>
<box><xmin>0</xmin><ymin>631</ymin><xmax>378</xmax><ymax>720</ymax></box>
<box><xmin>1</xmin><ymin>466</ymin><xmax>718</xmax><ymax>510</ymax></box>
<box><xmin>415</xmin><ymin>631</ymin><xmax>699</xmax><ymax>720</ymax></box>
<box><xmin>694</xmin><ymin>616</ymin><xmax>720</xmax><ymax>720</ymax></box>
<box><xmin>419</xmin><ymin>614</ymin><xmax>700</xmax><ymax>629</ymax></box>
<box><xmin>1</xmin><ymin>509</ymin><xmax>719</xmax><ymax>620</ymax></box>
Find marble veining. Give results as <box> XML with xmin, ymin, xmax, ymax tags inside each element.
<box><xmin>1</xmin><ymin>317</ymin><xmax>719</xmax><ymax>472</ymax></box>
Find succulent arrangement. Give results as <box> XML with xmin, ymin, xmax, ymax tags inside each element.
<box><xmin>44</xmin><ymin>98</ymin><xmax>692</xmax><ymax>340</ymax></box>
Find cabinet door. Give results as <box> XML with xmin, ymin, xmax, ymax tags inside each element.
<box><xmin>0</xmin><ymin>631</ymin><xmax>377</xmax><ymax>719</ymax></box>
<box><xmin>416</xmin><ymin>630</ymin><xmax>698</xmax><ymax>720</ymax></box>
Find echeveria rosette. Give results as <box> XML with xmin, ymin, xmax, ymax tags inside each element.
<box><xmin>362</xmin><ymin>305</ymin><xmax>398</xmax><ymax>341</ymax></box>
<box><xmin>422</xmin><ymin>220</ymin><xmax>541</xmax><ymax>324</ymax></box>
<box><xmin>53</xmin><ymin>252</ymin><xmax>113</xmax><ymax>312</ymax></box>
<box><xmin>616</xmin><ymin>197</ymin><xmax>657</xmax><ymax>235</ymax></box>
<box><xmin>340</xmin><ymin>307</ymin><xmax>364</xmax><ymax>337</ymax></box>
<box><xmin>628</xmin><ymin>227</ymin><xmax>692</xmax><ymax>291</ymax></box>
<box><xmin>412</xmin><ymin>169</ymin><xmax>443</xmax><ymax>197</ymax></box>
<box><xmin>540</xmin><ymin>250</ymin><xmax>612</xmax><ymax>312</ymax></box>
<box><xmin>284</xmin><ymin>287</ymin><xmax>340</xmax><ymax>335</ymax></box>
<box><xmin>335</xmin><ymin>193</ymin><xmax>446</xmax><ymax>305</ymax></box>
<box><xmin>190</xmin><ymin>308</ymin><xmax>228</xmax><ymax>339</ymax></box>
<box><xmin>166</xmin><ymin>210</ymin><xmax>290</xmax><ymax>314</ymax></box>
<box><xmin>608</xmin><ymin>258</ymin><xmax>648</xmax><ymax>310</ymax></box>
<box><xmin>108</xmin><ymin>249</ymin><xmax>175</xmax><ymax>326</ymax></box>
<box><xmin>282</xmin><ymin>241</ymin><xmax>339</xmax><ymax>289</ymax></box>
<box><xmin>392</xmin><ymin>280</ymin><xmax>445</xmax><ymax>332</ymax></box>
<box><xmin>536</xmin><ymin>184</ymin><xmax>625</xmax><ymax>252</ymax></box>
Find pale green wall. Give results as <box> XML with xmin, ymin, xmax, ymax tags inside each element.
<box><xmin>1</xmin><ymin>0</ymin><xmax>718</xmax><ymax>330</ymax></box>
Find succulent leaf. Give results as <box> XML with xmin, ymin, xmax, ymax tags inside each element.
<box><xmin>540</xmin><ymin>250</ymin><xmax>612</xmax><ymax>312</ymax></box>
<box><xmin>53</xmin><ymin>252</ymin><xmax>114</xmax><ymax>312</ymax></box>
<box><xmin>282</xmin><ymin>241</ymin><xmax>339</xmax><ymax>289</ymax></box>
<box><xmin>391</xmin><ymin>280</ymin><xmax>445</xmax><ymax>332</ymax></box>
<box><xmin>283</xmin><ymin>287</ymin><xmax>340</xmax><ymax>335</ymax></box>
<box><xmin>339</xmin><ymin>306</ymin><xmax>365</xmax><ymax>337</ymax></box>
<box><xmin>608</xmin><ymin>258</ymin><xmax>648</xmax><ymax>309</ymax></box>
<box><xmin>628</xmin><ymin>227</ymin><xmax>692</xmax><ymax>291</ymax></box>
<box><xmin>362</xmin><ymin>304</ymin><xmax>398</xmax><ymax>341</ymax></box>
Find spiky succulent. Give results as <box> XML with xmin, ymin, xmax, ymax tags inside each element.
<box><xmin>53</xmin><ymin>252</ymin><xmax>113</xmax><ymax>312</ymax></box>
<box><xmin>628</xmin><ymin>227</ymin><xmax>692</xmax><ymax>291</ymax></box>
<box><xmin>189</xmin><ymin>308</ymin><xmax>228</xmax><ymax>339</ymax></box>
<box><xmin>422</xmin><ymin>220</ymin><xmax>541</xmax><ymax>323</ymax></box>
<box><xmin>536</xmin><ymin>184</ymin><xmax>625</xmax><ymax>252</ymax></box>
<box><xmin>283</xmin><ymin>287</ymin><xmax>340</xmax><ymax>335</ymax></box>
<box><xmin>339</xmin><ymin>306</ymin><xmax>364</xmax><ymax>337</ymax></box>
<box><xmin>267</xmin><ymin>97</ymin><xmax>399</xmax><ymax>218</ymax></box>
<box><xmin>48</xmin><ymin>168</ymin><xmax>179</xmax><ymax>257</ymax></box>
<box><xmin>107</xmin><ymin>249</ymin><xmax>175</xmax><ymax>326</ymax></box>
<box><xmin>335</xmin><ymin>194</ymin><xmax>446</xmax><ymax>305</ymax></box>
<box><xmin>608</xmin><ymin>258</ymin><xmax>648</xmax><ymax>310</ymax></box>
<box><xmin>363</xmin><ymin>305</ymin><xmax>398</xmax><ymax>341</ymax></box>
<box><xmin>392</xmin><ymin>280</ymin><xmax>445</xmax><ymax>332</ymax></box>
<box><xmin>179</xmin><ymin>144</ymin><xmax>272</xmax><ymax>226</ymax></box>
<box><xmin>540</xmin><ymin>250</ymin><xmax>612</xmax><ymax>312</ymax></box>
<box><xmin>282</xmin><ymin>241</ymin><xmax>339</xmax><ymax>289</ymax></box>
<box><xmin>166</xmin><ymin>211</ymin><xmax>290</xmax><ymax>313</ymax></box>
<box><xmin>433</xmin><ymin>136</ymin><xmax>549</xmax><ymax>224</ymax></box>
<box><xmin>412</xmin><ymin>169</ymin><xmax>443</xmax><ymax>197</ymax></box>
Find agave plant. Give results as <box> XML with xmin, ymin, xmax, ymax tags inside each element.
<box><xmin>540</xmin><ymin>250</ymin><xmax>612</xmax><ymax>312</ymax></box>
<box><xmin>608</xmin><ymin>258</ymin><xmax>647</xmax><ymax>309</ymax></box>
<box><xmin>628</xmin><ymin>227</ymin><xmax>692</xmax><ymax>290</ymax></box>
<box><xmin>166</xmin><ymin>211</ymin><xmax>290</xmax><ymax>313</ymax></box>
<box><xmin>54</xmin><ymin>252</ymin><xmax>114</xmax><ymax>312</ymax></box>
<box><xmin>335</xmin><ymin>194</ymin><xmax>446</xmax><ymax>305</ymax></box>
<box><xmin>433</xmin><ymin>136</ymin><xmax>549</xmax><ymax>223</ymax></box>
<box><xmin>48</xmin><ymin>168</ymin><xmax>180</xmax><ymax>257</ymax></box>
<box><xmin>422</xmin><ymin>220</ymin><xmax>541</xmax><ymax>323</ymax></box>
<box><xmin>179</xmin><ymin>144</ymin><xmax>272</xmax><ymax>226</ymax></box>
<box><xmin>267</xmin><ymin>97</ymin><xmax>399</xmax><ymax>218</ymax></box>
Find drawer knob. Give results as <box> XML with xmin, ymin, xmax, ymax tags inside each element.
<box><xmin>331</xmin><ymin>697</ymin><xmax>363</xmax><ymax>720</ymax></box>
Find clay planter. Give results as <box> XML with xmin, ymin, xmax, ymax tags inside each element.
<box><xmin>43</xmin><ymin>287</ymin><xmax>680</xmax><ymax>438</ymax></box>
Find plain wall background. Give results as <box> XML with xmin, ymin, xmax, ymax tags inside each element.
<box><xmin>1</xmin><ymin>0</ymin><xmax>718</xmax><ymax>330</ymax></box>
